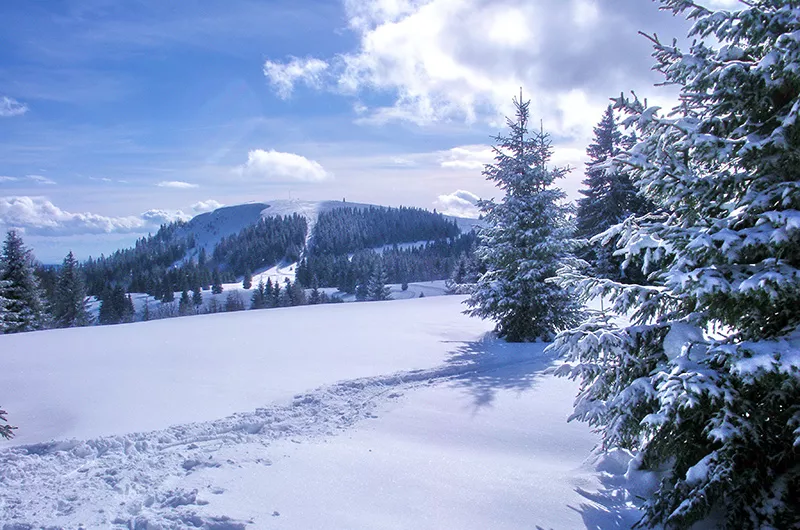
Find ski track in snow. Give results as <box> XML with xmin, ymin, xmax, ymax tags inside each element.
<box><xmin>0</xmin><ymin>352</ymin><xmax>545</xmax><ymax>529</ymax></box>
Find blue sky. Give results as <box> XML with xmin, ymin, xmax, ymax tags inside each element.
<box><xmin>0</xmin><ymin>0</ymin><xmax>737</xmax><ymax>262</ymax></box>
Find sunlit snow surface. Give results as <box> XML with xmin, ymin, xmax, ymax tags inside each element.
<box><xmin>0</xmin><ymin>296</ymin><xmax>642</xmax><ymax>529</ymax></box>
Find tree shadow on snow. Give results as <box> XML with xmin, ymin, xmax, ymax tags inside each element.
<box><xmin>567</xmin><ymin>481</ymin><xmax>642</xmax><ymax>529</ymax></box>
<box><xmin>564</xmin><ymin>449</ymin><xmax>643</xmax><ymax>530</ymax></box>
<box><xmin>442</xmin><ymin>333</ymin><xmax>556</xmax><ymax>410</ymax></box>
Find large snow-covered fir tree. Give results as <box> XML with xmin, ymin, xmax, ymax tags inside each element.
<box><xmin>0</xmin><ymin>230</ymin><xmax>45</xmax><ymax>334</ymax></box>
<box><xmin>52</xmin><ymin>250</ymin><xmax>92</xmax><ymax>328</ymax></box>
<box><xmin>465</xmin><ymin>95</ymin><xmax>583</xmax><ymax>342</ymax></box>
<box><xmin>552</xmin><ymin>1</ymin><xmax>800</xmax><ymax>528</ymax></box>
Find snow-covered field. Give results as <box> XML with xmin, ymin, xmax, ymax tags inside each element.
<box><xmin>0</xmin><ymin>296</ymin><xmax>642</xmax><ymax>529</ymax></box>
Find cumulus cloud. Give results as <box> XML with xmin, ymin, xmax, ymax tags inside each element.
<box><xmin>434</xmin><ymin>189</ymin><xmax>481</xmax><ymax>218</ymax></box>
<box><xmin>0</xmin><ymin>96</ymin><xmax>28</xmax><ymax>117</ymax></box>
<box><xmin>191</xmin><ymin>199</ymin><xmax>224</xmax><ymax>213</ymax></box>
<box><xmin>236</xmin><ymin>149</ymin><xmax>331</xmax><ymax>182</ymax></box>
<box><xmin>263</xmin><ymin>0</ymin><xmax>687</xmax><ymax>150</ymax></box>
<box><xmin>157</xmin><ymin>180</ymin><xmax>199</xmax><ymax>189</ymax></box>
<box><xmin>263</xmin><ymin>56</ymin><xmax>329</xmax><ymax>99</ymax></box>
<box><xmin>0</xmin><ymin>196</ymin><xmax>192</xmax><ymax>237</ymax></box>
<box><xmin>438</xmin><ymin>145</ymin><xmax>495</xmax><ymax>170</ymax></box>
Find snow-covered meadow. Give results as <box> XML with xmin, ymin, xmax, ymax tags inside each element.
<box><xmin>0</xmin><ymin>296</ymin><xmax>642</xmax><ymax>529</ymax></box>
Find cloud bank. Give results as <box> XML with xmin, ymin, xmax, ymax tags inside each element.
<box><xmin>0</xmin><ymin>196</ymin><xmax>193</xmax><ymax>237</ymax></box>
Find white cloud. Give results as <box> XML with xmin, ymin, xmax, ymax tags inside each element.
<box><xmin>438</xmin><ymin>145</ymin><xmax>495</xmax><ymax>170</ymax></box>
<box><xmin>139</xmin><ymin>209</ymin><xmax>192</xmax><ymax>225</ymax></box>
<box><xmin>0</xmin><ymin>175</ymin><xmax>57</xmax><ymax>185</ymax></box>
<box><xmin>0</xmin><ymin>96</ymin><xmax>28</xmax><ymax>117</ymax></box>
<box><xmin>191</xmin><ymin>199</ymin><xmax>224</xmax><ymax>213</ymax></box>
<box><xmin>434</xmin><ymin>189</ymin><xmax>481</xmax><ymax>218</ymax></box>
<box><xmin>263</xmin><ymin>57</ymin><xmax>329</xmax><ymax>99</ymax></box>
<box><xmin>236</xmin><ymin>149</ymin><xmax>332</xmax><ymax>182</ymax></box>
<box><xmin>157</xmin><ymin>180</ymin><xmax>199</xmax><ymax>189</ymax></box>
<box><xmin>26</xmin><ymin>174</ymin><xmax>57</xmax><ymax>185</ymax></box>
<box><xmin>0</xmin><ymin>196</ymin><xmax>192</xmax><ymax>236</ymax></box>
<box><xmin>263</xmin><ymin>0</ymin><xmax>686</xmax><ymax>176</ymax></box>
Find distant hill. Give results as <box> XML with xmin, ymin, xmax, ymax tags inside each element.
<box><xmin>79</xmin><ymin>200</ymin><xmax>481</xmax><ymax>299</ymax></box>
<box><xmin>175</xmin><ymin>199</ymin><xmax>480</xmax><ymax>256</ymax></box>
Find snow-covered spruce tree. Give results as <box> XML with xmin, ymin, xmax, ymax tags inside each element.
<box><xmin>0</xmin><ymin>230</ymin><xmax>45</xmax><ymax>333</ymax></box>
<box><xmin>465</xmin><ymin>96</ymin><xmax>583</xmax><ymax>342</ymax></box>
<box><xmin>552</xmin><ymin>2</ymin><xmax>800</xmax><ymax>528</ymax></box>
<box><xmin>576</xmin><ymin>105</ymin><xmax>650</xmax><ymax>281</ymax></box>
<box><xmin>52</xmin><ymin>250</ymin><xmax>92</xmax><ymax>328</ymax></box>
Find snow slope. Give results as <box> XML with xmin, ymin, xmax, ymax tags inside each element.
<box><xmin>0</xmin><ymin>297</ymin><xmax>642</xmax><ymax>529</ymax></box>
<box><xmin>0</xmin><ymin>296</ymin><xmax>484</xmax><ymax>445</ymax></box>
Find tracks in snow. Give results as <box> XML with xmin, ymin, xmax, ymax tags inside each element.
<box><xmin>0</xmin><ymin>350</ymin><xmax>544</xmax><ymax>529</ymax></box>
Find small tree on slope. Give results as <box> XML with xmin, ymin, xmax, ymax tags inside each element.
<box><xmin>551</xmin><ymin>2</ymin><xmax>800</xmax><ymax>528</ymax></box>
<box><xmin>367</xmin><ymin>262</ymin><xmax>391</xmax><ymax>301</ymax></box>
<box><xmin>465</xmin><ymin>95</ymin><xmax>583</xmax><ymax>342</ymax></box>
<box><xmin>52</xmin><ymin>250</ymin><xmax>92</xmax><ymax>328</ymax></box>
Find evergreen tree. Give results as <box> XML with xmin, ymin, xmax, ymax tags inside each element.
<box><xmin>367</xmin><ymin>262</ymin><xmax>391</xmax><ymax>301</ymax></box>
<box><xmin>279</xmin><ymin>278</ymin><xmax>293</xmax><ymax>307</ymax></box>
<box><xmin>179</xmin><ymin>289</ymin><xmax>192</xmax><ymax>316</ymax></box>
<box><xmin>251</xmin><ymin>279</ymin><xmax>267</xmax><ymax>309</ymax></box>
<box><xmin>211</xmin><ymin>269</ymin><xmax>223</xmax><ymax>294</ymax></box>
<box><xmin>161</xmin><ymin>280</ymin><xmax>175</xmax><ymax>303</ymax></box>
<box><xmin>141</xmin><ymin>297</ymin><xmax>151</xmax><ymax>321</ymax></box>
<box><xmin>192</xmin><ymin>285</ymin><xmax>203</xmax><ymax>307</ymax></box>
<box><xmin>242</xmin><ymin>269</ymin><xmax>252</xmax><ymax>290</ymax></box>
<box><xmin>98</xmin><ymin>286</ymin><xmax>133</xmax><ymax>325</ymax></box>
<box><xmin>52</xmin><ymin>250</ymin><xmax>91</xmax><ymax>328</ymax></box>
<box><xmin>465</xmin><ymin>96</ymin><xmax>583</xmax><ymax>341</ymax></box>
<box><xmin>289</xmin><ymin>279</ymin><xmax>307</xmax><ymax>306</ymax></box>
<box><xmin>124</xmin><ymin>294</ymin><xmax>135</xmax><ymax>322</ymax></box>
<box><xmin>224</xmin><ymin>292</ymin><xmax>245</xmax><ymax>312</ymax></box>
<box><xmin>355</xmin><ymin>282</ymin><xmax>369</xmax><ymax>301</ymax></box>
<box><xmin>553</xmin><ymin>3</ymin><xmax>800</xmax><ymax>528</ymax></box>
<box><xmin>0</xmin><ymin>230</ymin><xmax>46</xmax><ymax>333</ymax></box>
<box><xmin>575</xmin><ymin>105</ymin><xmax>650</xmax><ymax>280</ymax></box>
<box><xmin>0</xmin><ymin>406</ymin><xmax>16</xmax><ymax>439</ymax></box>
<box><xmin>309</xmin><ymin>276</ymin><xmax>322</xmax><ymax>305</ymax></box>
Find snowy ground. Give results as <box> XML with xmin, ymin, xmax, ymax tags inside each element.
<box><xmin>0</xmin><ymin>296</ymin><xmax>642</xmax><ymax>529</ymax></box>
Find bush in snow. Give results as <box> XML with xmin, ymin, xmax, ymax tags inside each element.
<box><xmin>465</xmin><ymin>95</ymin><xmax>583</xmax><ymax>342</ymax></box>
<box><xmin>552</xmin><ymin>1</ymin><xmax>800</xmax><ymax>527</ymax></box>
